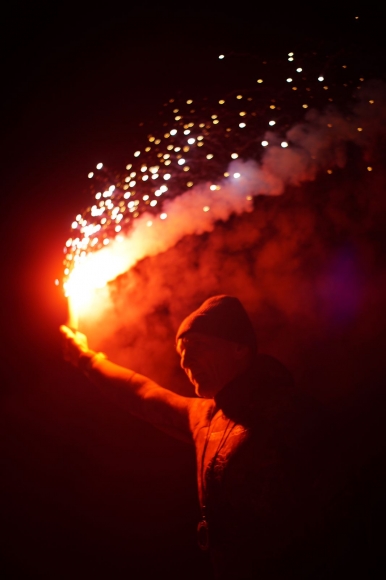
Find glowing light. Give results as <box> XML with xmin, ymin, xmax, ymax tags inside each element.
<box><xmin>65</xmin><ymin>51</ymin><xmax>369</xmax><ymax>303</ymax></box>
<box><xmin>72</xmin><ymin>221</ymin><xmax>78</xmax><ymax>229</ymax></box>
<box><xmin>219</xmin><ymin>54</ymin><xmax>224</xmax><ymax>59</ymax></box>
<box><xmin>160</xmin><ymin>213</ymin><xmax>167</xmax><ymax>219</ymax></box>
<box><xmin>327</xmin><ymin>169</ymin><xmax>333</xmax><ymax>174</ymax></box>
<box><xmin>96</xmin><ymin>163</ymin><xmax>103</xmax><ymax>170</ymax></box>
<box><xmin>288</xmin><ymin>52</ymin><xmax>294</xmax><ymax>56</ymax></box>
<box><xmin>288</xmin><ymin>57</ymin><xmax>294</xmax><ymax>61</ymax></box>
<box><xmin>160</xmin><ymin>185</ymin><xmax>168</xmax><ymax>192</ymax></box>
<box><xmin>147</xmin><ymin>220</ymin><xmax>153</xmax><ymax>227</ymax></box>
<box><xmin>369</xmin><ymin>100</ymin><xmax>374</xmax><ymax>104</ymax></box>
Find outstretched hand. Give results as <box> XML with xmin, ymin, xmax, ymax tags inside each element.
<box><xmin>60</xmin><ymin>325</ymin><xmax>90</xmax><ymax>367</ymax></box>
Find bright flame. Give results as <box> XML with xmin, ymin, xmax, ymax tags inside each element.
<box><xmin>64</xmin><ymin>240</ymin><xmax>139</xmax><ymax>322</ymax></box>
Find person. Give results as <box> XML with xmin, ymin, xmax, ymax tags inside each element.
<box><xmin>60</xmin><ymin>295</ymin><xmax>335</xmax><ymax>578</ymax></box>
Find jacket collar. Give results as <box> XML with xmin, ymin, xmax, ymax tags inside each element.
<box><xmin>214</xmin><ymin>354</ymin><xmax>295</xmax><ymax>427</ymax></box>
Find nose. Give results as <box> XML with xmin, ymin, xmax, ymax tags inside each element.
<box><xmin>180</xmin><ymin>349</ymin><xmax>188</xmax><ymax>369</ymax></box>
<box><xmin>180</xmin><ymin>346</ymin><xmax>194</xmax><ymax>370</ymax></box>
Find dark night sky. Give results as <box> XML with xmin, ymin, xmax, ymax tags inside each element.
<box><xmin>1</xmin><ymin>5</ymin><xmax>386</xmax><ymax>578</ymax></box>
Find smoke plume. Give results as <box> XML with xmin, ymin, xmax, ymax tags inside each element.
<box><xmin>79</xmin><ymin>81</ymin><xmax>386</xmax><ymax>422</ymax></box>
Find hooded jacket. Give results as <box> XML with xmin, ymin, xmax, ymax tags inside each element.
<box><xmin>187</xmin><ymin>354</ymin><xmax>336</xmax><ymax>578</ymax></box>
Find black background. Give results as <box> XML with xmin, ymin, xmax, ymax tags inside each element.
<box><xmin>1</xmin><ymin>5</ymin><xmax>386</xmax><ymax>578</ymax></box>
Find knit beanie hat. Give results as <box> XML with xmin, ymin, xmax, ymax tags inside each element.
<box><xmin>176</xmin><ymin>295</ymin><xmax>257</xmax><ymax>352</ymax></box>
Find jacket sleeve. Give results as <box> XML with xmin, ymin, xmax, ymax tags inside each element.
<box><xmin>84</xmin><ymin>353</ymin><xmax>194</xmax><ymax>444</ymax></box>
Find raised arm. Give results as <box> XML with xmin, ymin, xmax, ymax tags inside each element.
<box><xmin>60</xmin><ymin>325</ymin><xmax>194</xmax><ymax>443</ymax></box>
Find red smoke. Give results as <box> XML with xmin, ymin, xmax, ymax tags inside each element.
<box><xmin>74</xmin><ymin>84</ymin><xmax>386</xmax><ymax>485</ymax></box>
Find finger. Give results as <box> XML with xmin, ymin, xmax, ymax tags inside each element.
<box><xmin>60</xmin><ymin>326</ymin><xmax>77</xmax><ymax>363</ymax></box>
<box><xmin>60</xmin><ymin>325</ymin><xmax>75</xmax><ymax>339</ymax></box>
